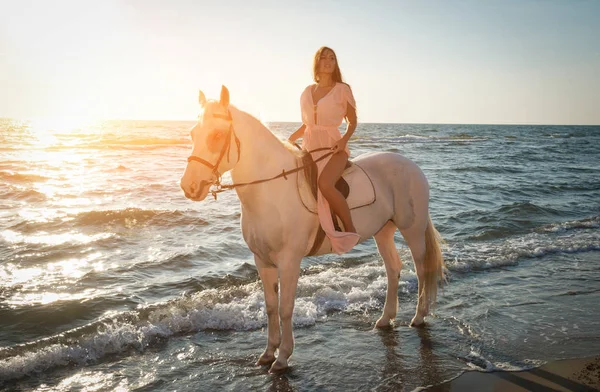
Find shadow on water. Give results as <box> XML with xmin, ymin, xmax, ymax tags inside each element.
<box><xmin>376</xmin><ymin>327</ymin><xmax>407</xmax><ymax>389</ymax></box>
<box><xmin>415</xmin><ymin>327</ymin><xmax>446</xmax><ymax>387</ymax></box>
<box><xmin>373</xmin><ymin>326</ymin><xmax>447</xmax><ymax>391</ymax></box>
<box><xmin>268</xmin><ymin>373</ymin><xmax>296</xmax><ymax>392</ymax></box>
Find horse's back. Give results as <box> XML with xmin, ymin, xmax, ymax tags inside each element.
<box><xmin>352</xmin><ymin>151</ymin><xmax>427</xmax><ymax>185</ymax></box>
<box><xmin>353</xmin><ymin>151</ymin><xmax>416</xmax><ymax>165</ymax></box>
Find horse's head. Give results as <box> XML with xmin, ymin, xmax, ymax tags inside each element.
<box><xmin>180</xmin><ymin>85</ymin><xmax>240</xmax><ymax>201</ymax></box>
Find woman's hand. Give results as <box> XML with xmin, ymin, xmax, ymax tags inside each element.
<box><xmin>288</xmin><ymin>138</ymin><xmax>302</xmax><ymax>150</ymax></box>
<box><xmin>331</xmin><ymin>138</ymin><xmax>348</xmax><ymax>152</ymax></box>
<box><xmin>289</xmin><ymin>124</ymin><xmax>306</xmax><ymax>146</ymax></box>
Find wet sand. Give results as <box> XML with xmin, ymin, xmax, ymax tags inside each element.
<box><xmin>428</xmin><ymin>356</ymin><xmax>600</xmax><ymax>391</ymax></box>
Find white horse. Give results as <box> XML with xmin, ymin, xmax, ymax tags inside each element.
<box><xmin>180</xmin><ymin>86</ymin><xmax>445</xmax><ymax>373</ymax></box>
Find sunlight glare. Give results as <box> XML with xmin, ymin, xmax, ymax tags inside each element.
<box><xmin>30</xmin><ymin>116</ymin><xmax>100</xmax><ymax>136</ymax></box>
<box><xmin>17</xmin><ymin>208</ymin><xmax>61</xmax><ymax>223</ymax></box>
<box><xmin>0</xmin><ymin>229</ymin><xmax>113</xmax><ymax>246</ymax></box>
<box><xmin>2</xmin><ymin>264</ymin><xmax>45</xmax><ymax>286</ymax></box>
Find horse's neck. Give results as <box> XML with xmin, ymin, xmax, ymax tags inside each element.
<box><xmin>229</xmin><ymin>107</ymin><xmax>296</xmax><ymax>185</ymax></box>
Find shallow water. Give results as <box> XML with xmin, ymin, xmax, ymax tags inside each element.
<box><xmin>1</xmin><ymin>118</ymin><xmax>599</xmax><ymax>390</ymax></box>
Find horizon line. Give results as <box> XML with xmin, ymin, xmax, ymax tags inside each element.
<box><xmin>0</xmin><ymin>117</ymin><xmax>598</xmax><ymax>127</ymax></box>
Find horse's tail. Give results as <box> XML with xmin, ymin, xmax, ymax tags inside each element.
<box><xmin>422</xmin><ymin>215</ymin><xmax>445</xmax><ymax>306</ymax></box>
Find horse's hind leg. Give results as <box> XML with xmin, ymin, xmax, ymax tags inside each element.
<box><xmin>374</xmin><ymin>220</ymin><xmax>402</xmax><ymax>328</ymax></box>
<box><xmin>400</xmin><ymin>227</ymin><xmax>428</xmax><ymax>327</ymax></box>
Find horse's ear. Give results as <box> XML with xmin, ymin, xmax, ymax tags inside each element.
<box><xmin>199</xmin><ymin>90</ymin><xmax>207</xmax><ymax>107</ymax></box>
<box><xmin>220</xmin><ymin>85</ymin><xmax>230</xmax><ymax>108</ymax></box>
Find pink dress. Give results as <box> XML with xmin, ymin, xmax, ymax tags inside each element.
<box><xmin>300</xmin><ymin>82</ymin><xmax>360</xmax><ymax>255</ymax></box>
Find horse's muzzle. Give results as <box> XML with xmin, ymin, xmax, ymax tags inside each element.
<box><xmin>182</xmin><ymin>180</ymin><xmax>211</xmax><ymax>201</ymax></box>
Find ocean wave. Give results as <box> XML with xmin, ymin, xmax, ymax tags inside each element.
<box><xmin>0</xmin><ymin>186</ymin><xmax>47</xmax><ymax>202</ymax></box>
<box><xmin>112</xmin><ymin>165</ymin><xmax>130</xmax><ymax>171</ymax></box>
<box><xmin>448</xmin><ymin>133</ymin><xmax>477</xmax><ymax>140</ymax></box>
<box><xmin>365</xmin><ymin>134</ymin><xmax>486</xmax><ymax>144</ymax></box>
<box><xmin>0</xmin><ymin>230</ymin><xmax>114</xmax><ymax>248</ymax></box>
<box><xmin>537</xmin><ymin>216</ymin><xmax>599</xmax><ymax>233</ymax></box>
<box><xmin>544</xmin><ymin>181</ymin><xmax>600</xmax><ymax>192</ymax></box>
<box><xmin>459</xmin><ymin>348</ymin><xmax>543</xmax><ymax>372</ymax></box>
<box><xmin>445</xmin><ymin>230</ymin><xmax>600</xmax><ymax>272</ymax></box>
<box><xmin>355</xmin><ymin>135</ymin><xmax>431</xmax><ymax>146</ymax></box>
<box><xmin>0</xmin><ymin>226</ymin><xmax>597</xmax><ymax>380</ymax></box>
<box><xmin>496</xmin><ymin>202</ymin><xmax>561</xmax><ymax>217</ymax></box>
<box><xmin>11</xmin><ymin>208</ymin><xmax>208</xmax><ymax>233</ymax></box>
<box><xmin>0</xmin><ymin>171</ymin><xmax>49</xmax><ymax>183</ymax></box>
<box><xmin>71</xmin><ymin>208</ymin><xmax>196</xmax><ymax>227</ymax></box>
<box><xmin>98</xmin><ymin>144</ymin><xmax>190</xmax><ymax>151</ymax></box>
<box><xmin>0</xmin><ymin>260</ymin><xmax>417</xmax><ymax>381</ymax></box>
<box><xmin>80</xmin><ymin>137</ymin><xmax>190</xmax><ymax>151</ymax></box>
<box><xmin>547</xmin><ymin>132</ymin><xmax>594</xmax><ymax>139</ymax></box>
<box><xmin>101</xmin><ymin>137</ymin><xmax>188</xmax><ymax>146</ymax></box>
<box><xmin>452</xmin><ymin>165</ymin><xmax>523</xmax><ymax>174</ymax></box>
<box><xmin>462</xmin><ymin>349</ymin><xmax>496</xmax><ymax>371</ymax></box>
<box><xmin>104</xmin><ymin>247</ymin><xmax>216</xmax><ymax>278</ymax></box>
<box><xmin>450</xmin><ymin>202</ymin><xmax>564</xmax><ymax>241</ymax></box>
<box><xmin>4</xmin><ymin>137</ymin><xmax>190</xmax><ymax>153</ymax></box>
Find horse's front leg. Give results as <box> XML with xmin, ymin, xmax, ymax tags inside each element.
<box><xmin>255</xmin><ymin>255</ymin><xmax>280</xmax><ymax>366</ymax></box>
<box><xmin>269</xmin><ymin>257</ymin><xmax>301</xmax><ymax>373</ymax></box>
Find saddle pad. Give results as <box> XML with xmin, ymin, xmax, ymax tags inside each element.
<box><xmin>297</xmin><ymin>161</ymin><xmax>376</xmax><ymax>214</ymax></box>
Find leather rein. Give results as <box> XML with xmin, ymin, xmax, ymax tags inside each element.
<box><xmin>187</xmin><ymin>111</ymin><xmax>334</xmax><ymax>200</ymax></box>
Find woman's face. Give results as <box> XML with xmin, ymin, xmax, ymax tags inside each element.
<box><xmin>318</xmin><ymin>50</ymin><xmax>336</xmax><ymax>75</ymax></box>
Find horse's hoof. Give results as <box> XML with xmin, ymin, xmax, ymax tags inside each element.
<box><xmin>410</xmin><ymin>317</ymin><xmax>425</xmax><ymax>328</ymax></box>
<box><xmin>268</xmin><ymin>359</ymin><xmax>289</xmax><ymax>374</ymax></box>
<box><xmin>375</xmin><ymin>317</ymin><xmax>393</xmax><ymax>329</ymax></box>
<box><xmin>256</xmin><ymin>354</ymin><xmax>276</xmax><ymax>366</ymax></box>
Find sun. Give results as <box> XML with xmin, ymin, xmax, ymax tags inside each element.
<box><xmin>25</xmin><ymin>113</ymin><xmax>104</xmax><ymax>153</ymax></box>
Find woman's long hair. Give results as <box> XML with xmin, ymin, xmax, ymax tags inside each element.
<box><xmin>312</xmin><ymin>46</ymin><xmax>345</xmax><ymax>85</ymax></box>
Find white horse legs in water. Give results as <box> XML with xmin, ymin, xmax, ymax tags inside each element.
<box><xmin>180</xmin><ymin>86</ymin><xmax>445</xmax><ymax>373</ymax></box>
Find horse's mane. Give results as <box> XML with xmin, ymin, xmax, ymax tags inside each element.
<box><xmin>228</xmin><ymin>104</ymin><xmax>305</xmax><ymax>159</ymax></box>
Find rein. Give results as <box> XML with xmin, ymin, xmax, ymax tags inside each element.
<box><xmin>209</xmin><ymin>146</ymin><xmax>333</xmax><ymax>199</ymax></box>
<box><xmin>187</xmin><ymin>112</ymin><xmax>334</xmax><ymax>200</ymax></box>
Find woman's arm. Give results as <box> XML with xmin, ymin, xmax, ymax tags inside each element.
<box><xmin>288</xmin><ymin>123</ymin><xmax>306</xmax><ymax>143</ymax></box>
<box><xmin>332</xmin><ymin>104</ymin><xmax>357</xmax><ymax>151</ymax></box>
<box><xmin>342</xmin><ymin>103</ymin><xmax>357</xmax><ymax>143</ymax></box>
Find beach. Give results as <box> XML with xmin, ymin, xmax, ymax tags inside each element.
<box><xmin>431</xmin><ymin>356</ymin><xmax>600</xmax><ymax>391</ymax></box>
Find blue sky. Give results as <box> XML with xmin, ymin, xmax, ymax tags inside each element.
<box><xmin>1</xmin><ymin>0</ymin><xmax>599</xmax><ymax>124</ymax></box>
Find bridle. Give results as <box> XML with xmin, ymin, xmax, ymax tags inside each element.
<box><xmin>187</xmin><ymin>111</ymin><xmax>241</xmax><ymax>197</ymax></box>
<box><xmin>186</xmin><ymin>111</ymin><xmax>334</xmax><ymax>200</ymax></box>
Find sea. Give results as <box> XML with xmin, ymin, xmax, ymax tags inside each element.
<box><xmin>1</xmin><ymin>118</ymin><xmax>599</xmax><ymax>391</ymax></box>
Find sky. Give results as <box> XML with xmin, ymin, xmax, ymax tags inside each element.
<box><xmin>0</xmin><ymin>0</ymin><xmax>599</xmax><ymax>124</ymax></box>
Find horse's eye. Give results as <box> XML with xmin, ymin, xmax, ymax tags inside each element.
<box><xmin>207</xmin><ymin>130</ymin><xmax>226</xmax><ymax>152</ymax></box>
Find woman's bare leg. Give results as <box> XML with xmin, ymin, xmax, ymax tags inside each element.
<box><xmin>318</xmin><ymin>151</ymin><xmax>356</xmax><ymax>233</ymax></box>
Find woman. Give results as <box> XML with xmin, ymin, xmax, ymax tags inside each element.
<box><xmin>288</xmin><ymin>46</ymin><xmax>360</xmax><ymax>254</ymax></box>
